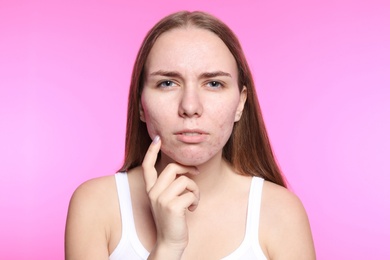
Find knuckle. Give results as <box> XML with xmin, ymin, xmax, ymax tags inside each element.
<box><xmin>165</xmin><ymin>163</ymin><xmax>176</xmax><ymax>171</ymax></box>
<box><xmin>176</xmin><ymin>175</ymin><xmax>188</xmax><ymax>183</ymax></box>
<box><xmin>187</xmin><ymin>191</ymin><xmax>197</xmax><ymax>201</ymax></box>
<box><xmin>148</xmin><ymin>189</ymin><xmax>158</xmax><ymax>202</ymax></box>
<box><xmin>155</xmin><ymin>194</ymin><xmax>168</xmax><ymax>207</ymax></box>
<box><xmin>166</xmin><ymin>201</ymin><xmax>181</xmax><ymax>213</ymax></box>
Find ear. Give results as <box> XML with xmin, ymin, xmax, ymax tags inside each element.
<box><xmin>139</xmin><ymin>102</ymin><xmax>146</xmax><ymax>122</ymax></box>
<box><xmin>235</xmin><ymin>86</ymin><xmax>247</xmax><ymax>122</ymax></box>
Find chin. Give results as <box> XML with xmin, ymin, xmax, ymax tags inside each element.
<box><xmin>162</xmin><ymin>148</ymin><xmax>219</xmax><ymax>167</ymax></box>
<box><xmin>175</xmin><ymin>158</ymin><xmax>209</xmax><ymax>167</ymax></box>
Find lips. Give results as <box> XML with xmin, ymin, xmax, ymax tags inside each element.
<box><xmin>174</xmin><ymin>129</ymin><xmax>208</xmax><ymax>143</ymax></box>
<box><xmin>174</xmin><ymin>129</ymin><xmax>207</xmax><ymax>135</ymax></box>
<box><xmin>182</xmin><ymin>132</ymin><xmax>201</xmax><ymax>136</ymax></box>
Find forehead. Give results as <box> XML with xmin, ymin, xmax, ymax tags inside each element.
<box><xmin>145</xmin><ymin>27</ymin><xmax>238</xmax><ymax>77</ymax></box>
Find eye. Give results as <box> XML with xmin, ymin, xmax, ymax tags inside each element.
<box><xmin>158</xmin><ymin>80</ymin><xmax>176</xmax><ymax>88</ymax></box>
<box><xmin>207</xmin><ymin>81</ymin><xmax>223</xmax><ymax>88</ymax></box>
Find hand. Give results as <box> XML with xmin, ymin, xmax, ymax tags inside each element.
<box><xmin>142</xmin><ymin>136</ymin><xmax>200</xmax><ymax>258</ymax></box>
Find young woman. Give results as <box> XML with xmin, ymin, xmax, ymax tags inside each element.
<box><xmin>65</xmin><ymin>11</ymin><xmax>315</xmax><ymax>260</ymax></box>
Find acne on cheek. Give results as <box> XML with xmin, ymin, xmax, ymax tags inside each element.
<box><xmin>161</xmin><ymin>138</ymin><xmax>175</xmax><ymax>153</ymax></box>
<box><xmin>144</xmin><ymin>115</ymin><xmax>162</xmax><ymax>141</ymax></box>
<box><xmin>216</xmin><ymin>121</ymin><xmax>234</xmax><ymax>149</ymax></box>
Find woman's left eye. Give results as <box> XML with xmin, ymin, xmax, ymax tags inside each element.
<box><xmin>207</xmin><ymin>81</ymin><xmax>222</xmax><ymax>88</ymax></box>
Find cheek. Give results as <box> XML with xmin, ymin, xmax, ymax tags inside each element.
<box><xmin>141</xmin><ymin>100</ymin><xmax>164</xmax><ymax>138</ymax></box>
<box><xmin>211</xmin><ymin>104</ymin><xmax>237</xmax><ymax>146</ymax></box>
<box><xmin>213</xmin><ymin>102</ymin><xmax>238</xmax><ymax>130</ymax></box>
<box><xmin>215</xmin><ymin>121</ymin><xmax>234</xmax><ymax>150</ymax></box>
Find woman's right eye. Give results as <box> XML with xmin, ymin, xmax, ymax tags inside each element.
<box><xmin>158</xmin><ymin>80</ymin><xmax>176</xmax><ymax>88</ymax></box>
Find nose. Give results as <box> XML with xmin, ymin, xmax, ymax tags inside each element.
<box><xmin>178</xmin><ymin>86</ymin><xmax>203</xmax><ymax>118</ymax></box>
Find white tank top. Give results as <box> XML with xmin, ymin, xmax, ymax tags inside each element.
<box><xmin>110</xmin><ymin>172</ymin><xmax>267</xmax><ymax>260</ymax></box>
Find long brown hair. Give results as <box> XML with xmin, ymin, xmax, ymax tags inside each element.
<box><xmin>118</xmin><ymin>11</ymin><xmax>286</xmax><ymax>187</ymax></box>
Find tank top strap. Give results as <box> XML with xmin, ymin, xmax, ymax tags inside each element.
<box><xmin>114</xmin><ymin>172</ymin><xmax>132</xmax><ymax>235</ymax></box>
<box><xmin>111</xmin><ymin>172</ymin><xmax>133</xmax><ymax>259</ymax></box>
<box><xmin>245</xmin><ymin>177</ymin><xmax>265</xmax><ymax>243</ymax></box>
<box><xmin>111</xmin><ymin>172</ymin><xmax>149</xmax><ymax>259</ymax></box>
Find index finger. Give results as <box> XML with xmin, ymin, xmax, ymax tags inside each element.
<box><xmin>142</xmin><ymin>135</ymin><xmax>161</xmax><ymax>192</ymax></box>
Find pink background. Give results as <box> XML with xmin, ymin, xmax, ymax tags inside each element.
<box><xmin>1</xmin><ymin>0</ymin><xmax>389</xmax><ymax>259</ymax></box>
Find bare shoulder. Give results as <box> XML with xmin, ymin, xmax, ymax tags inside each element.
<box><xmin>260</xmin><ymin>181</ymin><xmax>316</xmax><ymax>260</ymax></box>
<box><xmin>67</xmin><ymin>175</ymin><xmax>118</xmax><ymax>218</ymax></box>
<box><xmin>65</xmin><ymin>175</ymin><xmax>118</xmax><ymax>260</ymax></box>
<box><xmin>262</xmin><ymin>181</ymin><xmax>307</xmax><ymax>221</ymax></box>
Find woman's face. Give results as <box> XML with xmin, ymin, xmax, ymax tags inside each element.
<box><xmin>140</xmin><ymin>27</ymin><xmax>247</xmax><ymax>166</ymax></box>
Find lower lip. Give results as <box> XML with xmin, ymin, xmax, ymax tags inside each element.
<box><xmin>175</xmin><ymin>133</ymin><xmax>208</xmax><ymax>143</ymax></box>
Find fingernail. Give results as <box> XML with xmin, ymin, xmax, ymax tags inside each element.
<box><xmin>153</xmin><ymin>135</ymin><xmax>160</xmax><ymax>144</ymax></box>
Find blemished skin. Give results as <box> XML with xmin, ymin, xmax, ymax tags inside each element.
<box><xmin>65</xmin><ymin>27</ymin><xmax>316</xmax><ymax>260</ymax></box>
<box><xmin>140</xmin><ymin>27</ymin><xmax>246</xmax><ymax>168</ymax></box>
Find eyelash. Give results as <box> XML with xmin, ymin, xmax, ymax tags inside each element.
<box><xmin>206</xmin><ymin>81</ymin><xmax>223</xmax><ymax>88</ymax></box>
<box><xmin>157</xmin><ymin>80</ymin><xmax>177</xmax><ymax>88</ymax></box>
<box><xmin>156</xmin><ymin>80</ymin><xmax>224</xmax><ymax>89</ymax></box>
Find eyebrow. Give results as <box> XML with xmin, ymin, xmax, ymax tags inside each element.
<box><xmin>149</xmin><ymin>70</ymin><xmax>232</xmax><ymax>79</ymax></box>
<box><xmin>200</xmin><ymin>71</ymin><xmax>232</xmax><ymax>79</ymax></box>
<box><xmin>149</xmin><ymin>70</ymin><xmax>183</xmax><ymax>80</ymax></box>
